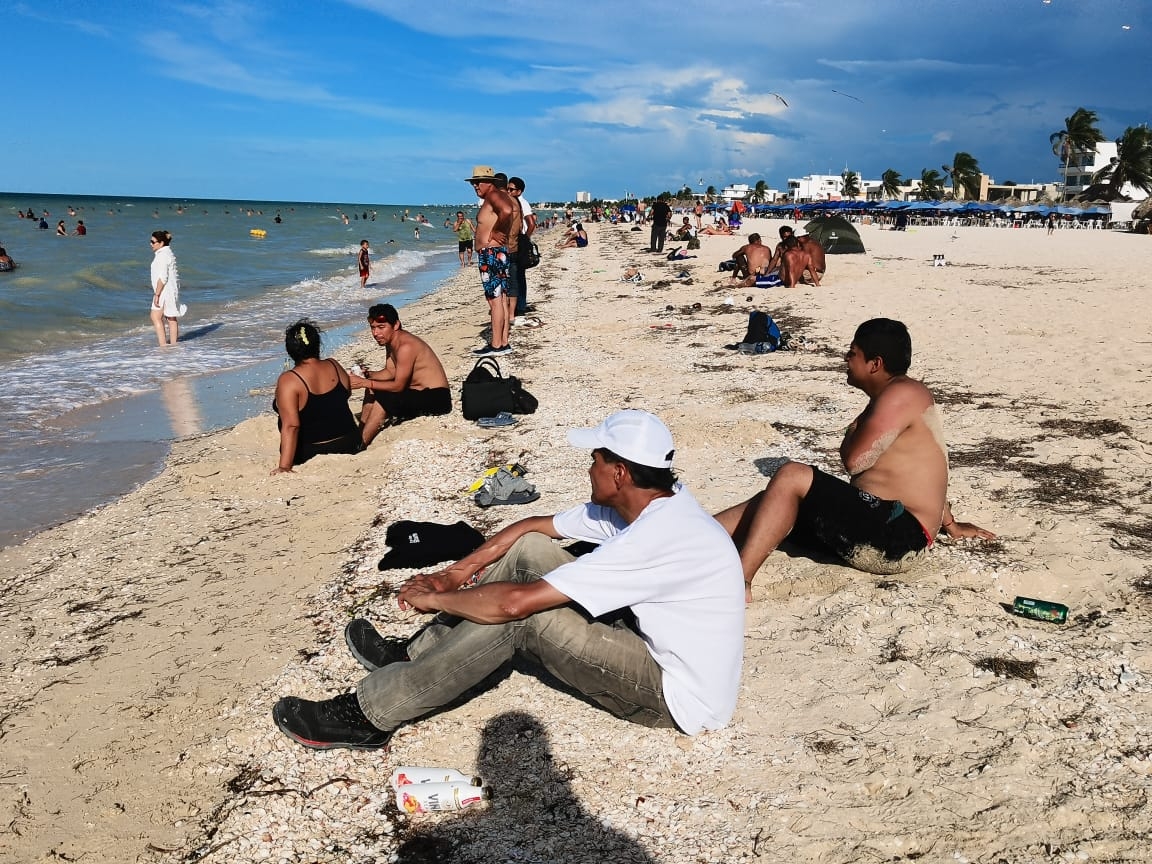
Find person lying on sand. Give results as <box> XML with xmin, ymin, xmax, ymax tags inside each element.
<box><xmin>714</xmin><ymin>318</ymin><xmax>994</xmax><ymax>603</ymax></box>
<box><xmin>701</xmin><ymin>223</ymin><xmax>734</xmax><ymax>235</ymax></box>
<box><xmin>272</xmin><ymin>410</ymin><xmax>744</xmax><ymax>749</ymax></box>
<box><xmin>350</xmin><ymin>303</ymin><xmax>451</xmax><ymax>444</ymax></box>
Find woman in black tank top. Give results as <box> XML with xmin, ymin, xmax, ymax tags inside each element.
<box><xmin>271</xmin><ymin>319</ymin><xmax>363</xmax><ymax>474</ymax></box>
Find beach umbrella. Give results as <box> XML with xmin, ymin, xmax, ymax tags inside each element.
<box><xmin>802</xmin><ymin>215</ymin><xmax>866</xmax><ymax>254</ymax></box>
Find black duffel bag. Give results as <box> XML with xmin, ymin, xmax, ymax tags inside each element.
<box><xmin>461</xmin><ymin>358</ymin><xmax>539</xmax><ymax>421</ymax></box>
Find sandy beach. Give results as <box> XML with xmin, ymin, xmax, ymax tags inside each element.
<box><xmin>3</xmin><ymin>217</ymin><xmax>1152</xmax><ymax>864</ymax></box>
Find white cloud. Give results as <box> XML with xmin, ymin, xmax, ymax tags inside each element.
<box><xmin>136</xmin><ymin>29</ymin><xmax>412</xmax><ymax>122</ymax></box>
<box><xmin>931</xmin><ymin>131</ymin><xmax>954</xmax><ymax>145</ymax></box>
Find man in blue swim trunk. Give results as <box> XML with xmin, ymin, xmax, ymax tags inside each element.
<box><xmin>467</xmin><ymin>165</ymin><xmax>516</xmax><ymax>357</ymax></box>
<box><xmin>715</xmin><ymin>318</ymin><xmax>995</xmax><ymax>603</ymax></box>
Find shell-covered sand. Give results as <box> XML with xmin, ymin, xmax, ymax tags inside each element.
<box><xmin>2</xmin><ymin>218</ymin><xmax>1151</xmax><ymax>864</ymax></box>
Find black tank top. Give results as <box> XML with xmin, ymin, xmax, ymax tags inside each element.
<box><xmin>274</xmin><ymin>359</ymin><xmax>358</xmax><ymax>443</ymax></box>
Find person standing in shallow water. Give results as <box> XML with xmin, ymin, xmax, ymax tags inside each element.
<box><xmin>358</xmin><ymin>240</ymin><xmax>371</xmax><ymax>289</ymax></box>
<box><xmin>149</xmin><ymin>230</ymin><xmax>186</xmax><ymax>346</ymax></box>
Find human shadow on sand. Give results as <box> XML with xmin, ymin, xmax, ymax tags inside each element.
<box><xmin>394</xmin><ymin>711</ymin><xmax>654</xmax><ymax>863</ymax></box>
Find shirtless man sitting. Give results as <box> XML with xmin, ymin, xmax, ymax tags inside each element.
<box><xmin>714</xmin><ymin>318</ymin><xmax>993</xmax><ymax>603</ymax></box>
<box><xmin>350</xmin><ymin>303</ymin><xmax>452</xmax><ymax>444</ymax></box>
<box><xmin>769</xmin><ymin>226</ymin><xmax>825</xmax><ymax>286</ymax></box>
<box><xmin>731</xmin><ymin>233</ymin><xmax>772</xmax><ymax>285</ymax></box>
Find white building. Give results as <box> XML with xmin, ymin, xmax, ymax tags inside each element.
<box><xmin>719</xmin><ymin>183</ymin><xmax>750</xmax><ymax>201</ymax></box>
<box><xmin>575</xmin><ymin>191</ymin><xmax>591</xmax><ymax>203</ymax></box>
<box><xmin>787</xmin><ymin>174</ymin><xmax>849</xmax><ymax>202</ymax></box>
<box><xmin>1060</xmin><ymin>142</ymin><xmax>1148</xmax><ymax>201</ymax></box>
<box><xmin>721</xmin><ymin>183</ymin><xmax>783</xmax><ymax>202</ymax></box>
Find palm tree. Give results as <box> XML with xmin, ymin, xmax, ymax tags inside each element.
<box><xmin>840</xmin><ymin>170</ymin><xmax>861</xmax><ymax>199</ymax></box>
<box><xmin>752</xmin><ymin>180</ymin><xmax>768</xmax><ymax>203</ymax></box>
<box><xmin>881</xmin><ymin>169</ymin><xmax>903</xmax><ymax>200</ymax></box>
<box><xmin>941</xmin><ymin>151</ymin><xmax>982</xmax><ymax>200</ymax></box>
<box><xmin>705</xmin><ymin>185</ymin><xmax>717</xmax><ymax>202</ymax></box>
<box><xmin>1092</xmin><ymin>125</ymin><xmax>1152</xmax><ymax>198</ymax></box>
<box><xmin>1050</xmin><ymin>107</ymin><xmax>1106</xmax><ymax>201</ymax></box>
<box><xmin>916</xmin><ymin>169</ymin><xmax>944</xmax><ymax>201</ymax></box>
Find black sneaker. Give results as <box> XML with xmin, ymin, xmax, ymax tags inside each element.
<box><xmin>345</xmin><ymin>618</ymin><xmax>410</xmax><ymax>672</ymax></box>
<box><xmin>491</xmin><ymin>344</ymin><xmax>512</xmax><ymax>356</ymax></box>
<box><xmin>472</xmin><ymin>344</ymin><xmax>498</xmax><ymax>357</ymax></box>
<box><xmin>272</xmin><ymin>693</ymin><xmax>391</xmax><ymax>751</ymax></box>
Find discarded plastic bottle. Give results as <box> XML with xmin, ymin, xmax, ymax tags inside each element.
<box><xmin>395</xmin><ymin>781</ymin><xmax>491</xmax><ymax>814</ymax></box>
<box><xmin>1012</xmin><ymin>596</ymin><xmax>1068</xmax><ymax>624</ymax></box>
<box><xmin>390</xmin><ymin>767</ymin><xmax>482</xmax><ymax>789</ymax></box>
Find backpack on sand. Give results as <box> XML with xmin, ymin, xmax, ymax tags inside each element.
<box><xmin>738</xmin><ymin>310</ymin><xmax>788</xmax><ymax>352</ymax></box>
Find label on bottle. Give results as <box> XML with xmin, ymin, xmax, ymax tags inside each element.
<box><xmin>1012</xmin><ymin>596</ymin><xmax>1069</xmax><ymax>624</ymax></box>
<box><xmin>395</xmin><ymin>781</ymin><xmax>490</xmax><ymax>814</ymax></box>
<box><xmin>390</xmin><ymin>767</ymin><xmax>479</xmax><ymax>789</ymax></box>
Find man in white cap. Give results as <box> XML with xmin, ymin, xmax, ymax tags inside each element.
<box><xmin>273</xmin><ymin>410</ymin><xmax>745</xmax><ymax>749</ymax></box>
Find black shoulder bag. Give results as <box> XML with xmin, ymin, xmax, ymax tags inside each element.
<box><xmin>461</xmin><ymin>358</ymin><xmax>539</xmax><ymax>420</ymax></box>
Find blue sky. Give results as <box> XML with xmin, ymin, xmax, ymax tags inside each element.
<box><xmin>4</xmin><ymin>0</ymin><xmax>1149</xmax><ymax>205</ymax></box>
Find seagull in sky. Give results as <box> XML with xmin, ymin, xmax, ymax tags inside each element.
<box><xmin>769</xmin><ymin>92</ymin><xmax>789</xmax><ymax>108</ymax></box>
<box><xmin>831</xmin><ymin>89</ymin><xmax>863</xmax><ymax>103</ymax></box>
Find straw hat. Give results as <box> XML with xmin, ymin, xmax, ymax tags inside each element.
<box><xmin>466</xmin><ymin>165</ymin><xmax>498</xmax><ymax>183</ymax></box>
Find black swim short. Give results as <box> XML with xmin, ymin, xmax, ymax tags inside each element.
<box><xmin>375</xmin><ymin>387</ymin><xmax>452</xmax><ymax>421</ymax></box>
<box><xmin>458</xmin><ymin>239</ymin><xmax>474</xmax><ymax>253</ymax></box>
<box><xmin>294</xmin><ymin>432</ymin><xmax>363</xmax><ymax>465</ymax></box>
<box><xmin>787</xmin><ymin>468</ymin><xmax>932</xmax><ymax>574</ymax></box>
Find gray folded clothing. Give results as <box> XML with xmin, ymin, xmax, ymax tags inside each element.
<box><xmin>474</xmin><ymin>468</ymin><xmax>539</xmax><ymax>508</ymax></box>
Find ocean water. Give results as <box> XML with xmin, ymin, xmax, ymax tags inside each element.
<box><xmin>0</xmin><ymin>193</ymin><xmax>464</xmax><ymax>548</ymax></box>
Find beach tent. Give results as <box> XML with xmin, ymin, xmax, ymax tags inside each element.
<box><xmin>802</xmin><ymin>215</ymin><xmax>866</xmax><ymax>254</ymax></box>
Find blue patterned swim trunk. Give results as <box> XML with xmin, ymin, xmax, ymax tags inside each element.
<box><xmin>477</xmin><ymin>246</ymin><xmax>510</xmax><ymax>299</ymax></box>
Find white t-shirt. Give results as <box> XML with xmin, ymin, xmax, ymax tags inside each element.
<box><xmin>519</xmin><ymin>199</ymin><xmax>535</xmax><ymax>235</ymax></box>
<box><xmin>547</xmin><ymin>487</ymin><xmax>744</xmax><ymax>734</ymax></box>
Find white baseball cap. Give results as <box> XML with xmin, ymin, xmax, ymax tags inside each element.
<box><xmin>567</xmin><ymin>410</ymin><xmax>675</xmax><ymax>468</ymax></box>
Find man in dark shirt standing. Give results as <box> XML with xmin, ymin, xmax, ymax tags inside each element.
<box><xmin>648</xmin><ymin>195</ymin><xmax>672</xmax><ymax>253</ymax></box>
